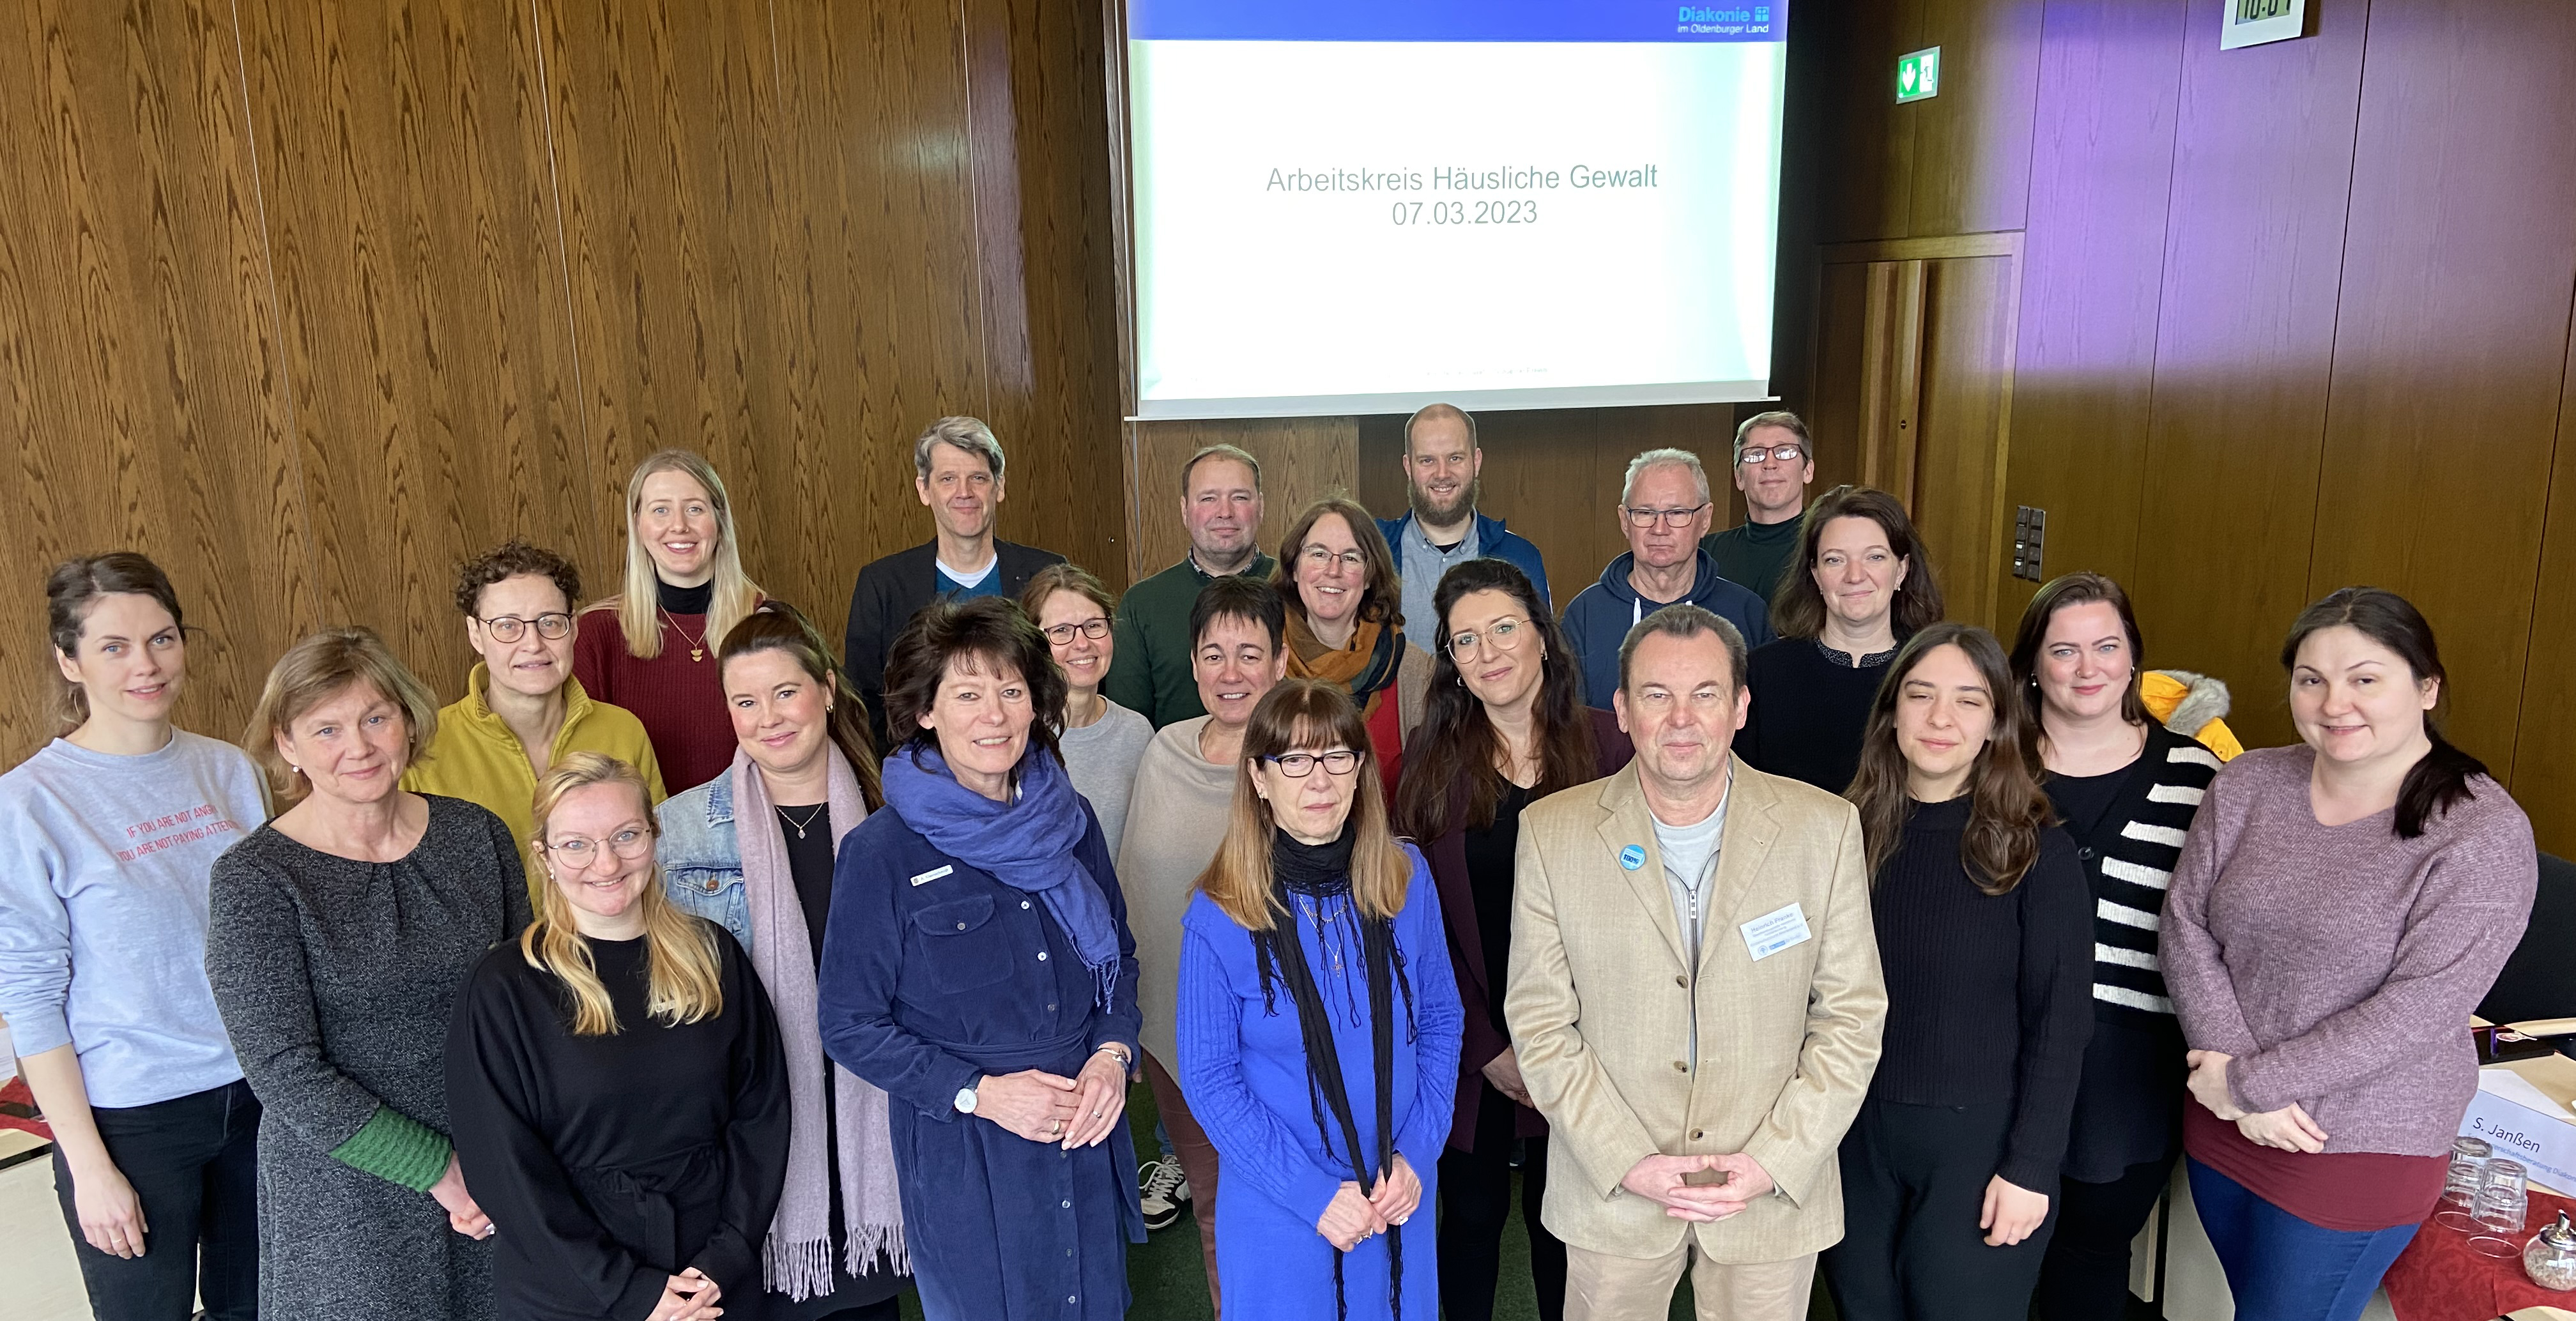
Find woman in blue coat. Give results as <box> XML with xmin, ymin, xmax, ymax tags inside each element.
<box><xmin>818</xmin><ymin>597</ymin><xmax>1144</xmax><ymax>1320</ymax></box>
<box><xmin>1178</xmin><ymin>678</ymin><xmax>1464</xmax><ymax>1320</ymax></box>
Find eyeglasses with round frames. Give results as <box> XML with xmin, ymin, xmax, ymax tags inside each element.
<box><xmin>1298</xmin><ymin>545</ymin><xmax>1369</xmax><ymax>572</ymax></box>
<box><xmin>1042</xmin><ymin>617</ymin><xmax>1111</xmax><ymax>645</ymax></box>
<box><xmin>543</xmin><ymin>825</ymin><xmax>653</xmax><ymax>867</ymax></box>
<box><xmin>1262</xmin><ymin>749</ymin><xmax>1361</xmax><ymax>778</ymax></box>
<box><xmin>1735</xmin><ymin>444</ymin><xmax>1809</xmax><ymax>466</ymax></box>
<box><xmin>1621</xmin><ymin>503</ymin><xmax>1711</xmax><ymax>529</ymax></box>
<box><xmin>477</xmin><ymin>612</ymin><xmax>574</xmax><ymax>643</ymax></box>
<box><xmin>1446</xmin><ymin>616</ymin><xmax>1531</xmax><ymax>659</ymax></box>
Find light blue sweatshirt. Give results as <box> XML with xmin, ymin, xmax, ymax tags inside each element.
<box><xmin>0</xmin><ymin>732</ymin><xmax>268</xmax><ymax>1108</ymax></box>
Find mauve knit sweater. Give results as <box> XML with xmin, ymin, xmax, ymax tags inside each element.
<box><xmin>2160</xmin><ymin>745</ymin><xmax>2537</xmax><ymax>1158</ymax></box>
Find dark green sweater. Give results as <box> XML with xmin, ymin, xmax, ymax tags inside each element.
<box><xmin>1103</xmin><ymin>553</ymin><xmax>1276</xmax><ymax>728</ymax></box>
<box><xmin>1700</xmin><ymin>514</ymin><xmax>1804</xmax><ymax>606</ymax></box>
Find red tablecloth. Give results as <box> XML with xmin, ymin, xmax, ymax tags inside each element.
<box><xmin>2384</xmin><ymin>1184</ymin><xmax>2576</xmax><ymax>1320</ymax></box>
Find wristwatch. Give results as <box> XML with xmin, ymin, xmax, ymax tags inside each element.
<box><xmin>954</xmin><ymin>1083</ymin><xmax>979</xmax><ymax>1115</ymax></box>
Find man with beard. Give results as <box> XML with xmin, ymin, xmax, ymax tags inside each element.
<box><xmin>1105</xmin><ymin>443</ymin><xmax>1276</xmax><ymax>727</ymax></box>
<box><xmin>1376</xmin><ymin>402</ymin><xmax>1552</xmax><ymax>644</ymax></box>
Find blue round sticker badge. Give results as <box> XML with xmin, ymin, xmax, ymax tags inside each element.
<box><xmin>1619</xmin><ymin>844</ymin><xmax>1646</xmax><ymax>871</ymax></box>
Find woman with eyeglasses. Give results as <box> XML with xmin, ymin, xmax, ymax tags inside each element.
<box><xmin>1390</xmin><ymin>559</ymin><xmax>1629</xmax><ymax>1321</ymax></box>
<box><xmin>1269</xmin><ymin>496</ymin><xmax>1434</xmax><ymax>800</ymax></box>
<box><xmin>1023</xmin><ymin>564</ymin><xmax>1155</xmax><ymax>857</ymax></box>
<box><xmin>1177</xmin><ymin>679</ymin><xmax>1463</xmax><ymax>1321</ymax></box>
<box><xmin>1736</xmin><ymin>485</ymin><xmax>1945</xmax><ymax>795</ymax></box>
<box><xmin>448</xmin><ymin>752</ymin><xmax>790</xmax><ymax>1321</ymax></box>
<box><xmin>408</xmin><ymin>540</ymin><xmax>667</xmax><ymax>905</ymax></box>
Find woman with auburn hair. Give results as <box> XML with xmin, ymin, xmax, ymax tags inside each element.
<box><xmin>1391</xmin><ymin>559</ymin><xmax>1627</xmax><ymax>1321</ymax></box>
<box><xmin>1269</xmin><ymin>496</ymin><xmax>1434</xmax><ymax>798</ymax></box>
<box><xmin>2004</xmin><ymin>573</ymin><xmax>2221</xmax><ymax>1321</ymax></box>
<box><xmin>1</xmin><ymin>554</ymin><xmax>268</xmax><ymax>1321</ymax></box>
<box><xmin>659</xmin><ymin>601</ymin><xmax>908</xmax><ymax>1320</ymax></box>
<box><xmin>1820</xmin><ymin>623</ymin><xmax>2092</xmax><ymax>1321</ymax></box>
<box><xmin>1177</xmin><ymin>679</ymin><xmax>1464</xmax><ymax>1321</ymax></box>
<box><xmin>447</xmin><ymin>752</ymin><xmax>789</xmax><ymax>1321</ymax></box>
<box><xmin>2162</xmin><ymin>588</ymin><xmax>2535</xmax><ymax>1321</ymax></box>
<box><xmin>206</xmin><ymin>627</ymin><xmax>531</xmax><ymax>1321</ymax></box>
<box><xmin>1736</xmin><ymin>484</ymin><xmax>1944</xmax><ymax>794</ymax></box>
<box><xmin>575</xmin><ymin>449</ymin><xmax>766</xmax><ymax>795</ymax></box>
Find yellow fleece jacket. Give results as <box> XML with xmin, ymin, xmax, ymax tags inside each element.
<box><xmin>402</xmin><ymin>666</ymin><xmax>667</xmax><ymax>901</ymax></box>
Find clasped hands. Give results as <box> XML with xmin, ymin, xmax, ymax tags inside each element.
<box><xmin>2186</xmin><ymin>1050</ymin><xmax>2329</xmax><ymax>1154</ymax></box>
<box><xmin>1618</xmin><ymin>1151</ymin><xmax>1774</xmax><ymax>1223</ymax></box>
<box><xmin>1314</xmin><ymin>1155</ymin><xmax>1423</xmax><ymax>1251</ymax></box>
<box><xmin>972</xmin><ymin>1050</ymin><xmax>1131</xmax><ymax>1150</ymax></box>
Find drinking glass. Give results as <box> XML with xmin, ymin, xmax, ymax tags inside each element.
<box><xmin>2471</xmin><ymin>1159</ymin><xmax>2531</xmax><ymax>1259</ymax></box>
<box><xmin>2438</xmin><ymin>1136</ymin><xmax>2492</xmax><ymax>1232</ymax></box>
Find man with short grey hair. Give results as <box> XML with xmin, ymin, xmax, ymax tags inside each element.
<box><xmin>1375</xmin><ymin>402</ymin><xmax>1552</xmax><ymax>641</ymax></box>
<box><xmin>845</xmin><ymin>415</ymin><xmax>1064</xmax><ymax>743</ymax></box>
<box><xmin>1508</xmin><ymin>602</ymin><xmax>1885</xmax><ymax>1320</ymax></box>
<box><xmin>1560</xmin><ymin>450</ymin><xmax>1772</xmax><ymax>708</ymax></box>
<box><xmin>1699</xmin><ymin>411</ymin><xmax>1816</xmax><ymax>604</ymax></box>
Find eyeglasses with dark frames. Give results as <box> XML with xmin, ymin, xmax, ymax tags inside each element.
<box><xmin>476</xmin><ymin>613</ymin><xmax>574</xmax><ymax>643</ymax></box>
<box><xmin>1620</xmin><ymin>503</ymin><xmax>1710</xmax><ymax>529</ymax></box>
<box><xmin>1262</xmin><ymin>749</ymin><xmax>1361</xmax><ymax>778</ymax></box>
<box><xmin>1042</xmin><ymin>617</ymin><xmax>1112</xmax><ymax>645</ymax></box>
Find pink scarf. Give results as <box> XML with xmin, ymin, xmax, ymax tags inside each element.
<box><xmin>732</xmin><ymin>747</ymin><xmax>906</xmax><ymax>1297</ymax></box>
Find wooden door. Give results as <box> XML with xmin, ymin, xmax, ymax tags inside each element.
<box><xmin>1809</xmin><ymin>235</ymin><xmax>2021</xmax><ymax>630</ymax></box>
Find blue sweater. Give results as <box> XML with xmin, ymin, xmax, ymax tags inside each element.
<box><xmin>1176</xmin><ymin>845</ymin><xmax>1462</xmax><ymax>1320</ymax></box>
<box><xmin>1559</xmin><ymin>549</ymin><xmax>1775</xmax><ymax>710</ymax></box>
<box><xmin>0</xmin><ymin>733</ymin><xmax>267</xmax><ymax>1107</ymax></box>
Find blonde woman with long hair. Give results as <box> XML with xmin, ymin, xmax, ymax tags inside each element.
<box><xmin>1175</xmin><ymin>679</ymin><xmax>1463</xmax><ymax>1321</ymax></box>
<box><xmin>446</xmin><ymin>752</ymin><xmax>791</xmax><ymax>1321</ymax></box>
<box><xmin>575</xmin><ymin>449</ymin><xmax>765</xmax><ymax>794</ymax></box>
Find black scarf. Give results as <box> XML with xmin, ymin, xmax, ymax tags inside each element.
<box><xmin>1253</xmin><ymin>827</ymin><xmax>1418</xmax><ymax>1320</ymax></box>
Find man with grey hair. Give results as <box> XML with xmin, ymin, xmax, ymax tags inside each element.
<box><xmin>1560</xmin><ymin>448</ymin><xmax>1772</xmax><ymax>708</ymax></box>
<box><xmin>1374</xmin><ymin>402</ymin><xmax>1552</xmax><ymax>642</ymax></box>
<box><xmin>1507</xmin><ymin>603</ymin><xmax>1884</xmax><ymax>1320</ymax></box>
<box><xmin>845</xmin><ymin>415</ymin><xmax>1064</xmax><ymax>743</ymax></box>
<box><xmin>1699</xmin><ymin>411</ymin><xmax>1816</xmax><ymax>604</ymax></box>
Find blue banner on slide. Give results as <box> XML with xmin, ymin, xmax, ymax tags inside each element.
<box><xmin>1128</xmin><ymin>0</ymin><xmax>1786</xmax><ymax>43</ymax></box>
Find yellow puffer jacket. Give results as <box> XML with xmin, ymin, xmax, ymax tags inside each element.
<box><xmin>2141</xmin><ymin>669</ymin><xmax>2242</xmax><ymax>761</ymax></box>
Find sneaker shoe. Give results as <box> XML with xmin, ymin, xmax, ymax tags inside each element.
<box><xmin>1138</xmin><ymin>1157</ymin><xmax>1192</xmax><ymax>1231</ymax></box>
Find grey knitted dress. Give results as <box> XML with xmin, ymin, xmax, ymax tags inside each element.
<box><xmin>206</xmin><ymin>793</ymin><xmax>532</xmax><ymax>1320</ymax></box>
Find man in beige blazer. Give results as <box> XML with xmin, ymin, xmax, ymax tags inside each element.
<box><xmin>1506</xmin><ymin>604</ymin><xmax>1885</xmax><ymax>1319</ymax></box>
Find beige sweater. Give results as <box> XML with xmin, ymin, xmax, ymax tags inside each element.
<box><xmin>1116</xmin><ymin>715</ymin><xmax>1240</xmax><ymax>1069</ymax></box>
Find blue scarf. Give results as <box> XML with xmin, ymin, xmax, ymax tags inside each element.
<box><xmin>880</xmin><ymin>745</ymin><xmax>1123</xmax><ymax>1011</ymax></box>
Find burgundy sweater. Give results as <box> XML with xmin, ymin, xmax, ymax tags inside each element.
<box><xmin>2161</xmin><ymin>745</ymin><xmax>2536</xmax><ymax>1159</ymax></box>
<box><xmin>572</xmin><ymin>608</ymin><xmax>736</xmax><ymax>795</ymax></box>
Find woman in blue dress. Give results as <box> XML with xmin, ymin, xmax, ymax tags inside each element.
<box><xmin>817</xmin><ymin>597</ymin><xmax>1144</xmax><ymax>1320</ymax></box>
<box><xmin>1177</xmin><ymin>678</ymin><xmax>1464</xmax><ymax>1320</ymax></box>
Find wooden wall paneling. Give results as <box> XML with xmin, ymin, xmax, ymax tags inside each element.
<box><xmin>960</xmin><ymin>0</ymin><xmax>1128</xmax><ymax>588</ymax></box>
<box><xmin>1909</xmin><ymin>254</ymin><xmax>2018</xmax><ymax>630</ymax></box>
<box><xmin>0</xmin><ymin>0</ymin><xmax>312</xmax><ymax>766</ymax></box>
<box><xmin>1857</xmin><ymin>259</ymin><xmax>1927</xmax><ymax>501</ymax></box>
<box><xmin>1807</xmin><ymin>261</ymin><xmax>1873</xmax><ymax>491</ymax></box>
<box><xmin>1997</xmin><ymin>0</ymin><xmax>2187</xmax><ymax>629</ymax></box>
<box><xmin>238</xmin><ymin>0</ymin><xmax>595</xmax><ymax>704</ymax></box>
<box><xmin>1905</xmin><ymin>0</ymin><xmax>2044</xmax><ymax>238</ymax></box>
<box><xmin>1813</xmin><ymin>0</ymin><xmax>1915</xmax><ymax>243</ymax></box>
<box><xmin>2302</xmin><ymin>0</ymin><xmax>2576</xmax><ymax>773</ymax></box>
<box><xmin>2513</xmin><ymin>312</ymin><xmax>2576</xmax><ymax>858</ymax></box>
<box><xmin>2122</xmin><ymin>0</ymin><xmax>2370</xmax><ymax>751</ymax></box>
<box><xmin>1123</xmin><ymin>417</ymin><xmax>1358</xmax><ymax>583</ymax></box>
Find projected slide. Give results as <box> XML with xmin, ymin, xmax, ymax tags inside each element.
<box><xmin>1124</xmin><ymin>1</ymin><xmax>1787</xmax><ymax>420</ymax></box>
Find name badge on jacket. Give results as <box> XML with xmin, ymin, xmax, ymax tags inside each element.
<box><xmin>1740</xmin><ymin>902</ymin><xmax>1813</xmax><ymax>960</ymax></box>
<box><xmin>910</xmin><ymin>864</ymin><xmax>954</xmax><ymax>887</ymax></box>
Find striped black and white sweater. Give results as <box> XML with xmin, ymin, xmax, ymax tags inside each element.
<box><xmin>2064</xmin><ymin>724</ymin><xmax>2222</xmax><ymax>1023</ymax></box>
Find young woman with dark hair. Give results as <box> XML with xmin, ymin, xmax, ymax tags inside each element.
<box><xmin>2005</xmin><ymin>573</ymin><xmax>2222</xmax><ymax>1320</ymax></box>
<box><xmin>1821</xmin><ymin>623</ymin><xmax>2093</xmax><ymax>1321</ymax></box>
<box><xmin>1</xmin><ymin>554</ymin><xmax>269</xmax><ymax>1321</ymax></box>
<box><xmin>1735</xmin><ymin>485</ymin><xmax>1944</xmax><ymax>793</ymax></box>
<box><xmin>2162</xmin><ymin>587</ymin><xmax>2536</xmax><ymax>1321</ymax></box>
<box><xmin>1391</xmin><ymin>558</ymin><xmax>1629</xmax><ymax>1321</ymax></box>
<box><xmin>1177</xmin><ymin>679</ymin><xmax>1464</xmax><ymax>1321</ymax></box>
<box><xmin>656</xmin><ymin>601</ymin><xmax>908</xmax><ymax>1319</ymax></box>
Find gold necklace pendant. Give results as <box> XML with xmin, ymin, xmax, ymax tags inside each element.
<box><xmin>691</xmin><ymin>646</ymin><xmax>705</xmax><ymax>662</ymax></box>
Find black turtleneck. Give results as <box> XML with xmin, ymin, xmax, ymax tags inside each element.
<box><xmin>658</xmin><ymin>578</ymin><xmax>713</xmax><ymax>615</ymax></box>
<box><xmin>1273</xmin><ymin>826</ymin><xmax>1357</xmax><ymax>896</ymax></box>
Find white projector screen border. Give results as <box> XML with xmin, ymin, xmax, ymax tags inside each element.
<box><xmin>1130</xmin><ymin>381</ymin><xmax>1779</xmax><ymax>424</ymax></box>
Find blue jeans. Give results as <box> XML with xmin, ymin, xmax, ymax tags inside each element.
<box><xmin>2186</xmin><ymin>1158</ymin><xmax>2419</xmax><ymax>1321</ymax></box>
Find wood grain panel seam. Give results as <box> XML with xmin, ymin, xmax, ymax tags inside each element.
<box><xmin>2123</xmin><ymin>0</ymin><xmax>2191</xmax><ymax>580</ymax></box>
<box><xmin>2297</xmin><ymin>0</ymin><xmax>2378</xmax><ymax>611</ymax></box>
<box><xmin>220</xmin><ymin>0</ymin><xmax>320</xmax><ymax>634</ymax></box>
<box><xmin>954</xmin><ymin>0</ymin><xmax>994</xmax><ymax>423</ymax></box>
<box><xmin>2504</xmin><ymin>280</ymin><xmax>2576</xmax><ymax>796</ymax></box>
<box><xmin>521</xmin><ymin>0</ymin><xmax>601</xmax><ymax>573</ymax></box>
<box><xmin>1821</xmin><ymin>231</ymin><xmax>2023</xmax><ymax>265</ymax></box>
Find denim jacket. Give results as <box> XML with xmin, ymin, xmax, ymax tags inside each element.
<box><xmin>656</xmin><ymin>773</ymin><xmax>754</xmax><ymax>952</ymax></box>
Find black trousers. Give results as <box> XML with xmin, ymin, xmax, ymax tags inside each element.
<box><xmin>1436</xmin><ymin>1081</ymin><xmax>1565</xmax><ymax>1321</ymax></box>
<box><xmin>2034</xmin><ymin>1156</ymin><xmax>2173</xmax><ymax>1320</ymax></box>
<box><xmin>51</xmin><ymin>1078</ymin><xmax>261</xmax><ymax>1321</ymax></box>
<box><xmin>1821</xmin><ymin>1098</ymin><xmax>2058</xmax><ymax>1321</ymax></box>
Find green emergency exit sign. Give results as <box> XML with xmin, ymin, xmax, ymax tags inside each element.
<box><xmin>1897</xmin><ymin>47</ymin><xmax>1940</xmax><ymax>102</ymax></box>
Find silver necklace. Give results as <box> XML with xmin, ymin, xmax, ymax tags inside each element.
<box><xmin>775</xmin><ymin>803</ymin><xmax>825</xmax><ymax>839</ymax></box>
